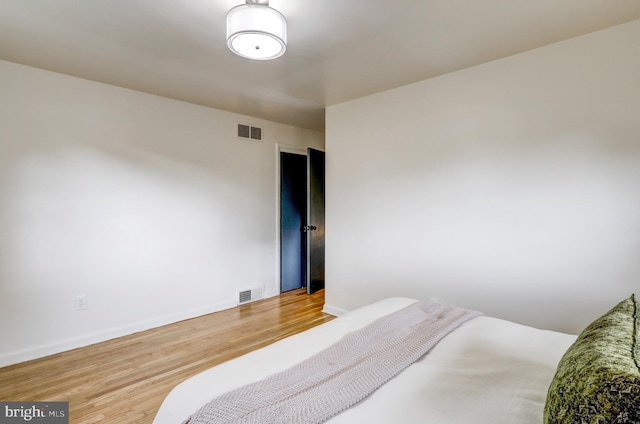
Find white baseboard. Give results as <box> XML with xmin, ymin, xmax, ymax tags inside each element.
<box><xmin>321</xmin><ymin>304</ymin><xmax>348</xmax><ymax>317</ymax></box>
<box><xmin>263</xmin><ymin>290</ymin><xmax>280</xmax><ymax>299</ymax></box>
<box><xmin>0</xmin><ymin>300</ymin><xmax>237</xmax><ymax>368</ymax></box>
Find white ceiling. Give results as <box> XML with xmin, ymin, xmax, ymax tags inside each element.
<box><xmin>1</xmin><ymin>1</ymin><xmax>640</xmax><ymax>132</ymax></box>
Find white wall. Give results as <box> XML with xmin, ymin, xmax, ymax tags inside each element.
<box><xmin>325</xmin><ymin>20</ymin><xmax>640</xmax><ymax>334</ymax></box>
<box><xmin>0</xmin><ymin>60</ymin><xmax>324</xmax><ymax>366</ymax></box>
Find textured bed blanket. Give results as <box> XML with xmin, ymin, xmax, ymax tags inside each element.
<box><xmin>184</xmin><ymin>300</ymin><xmax>481</xmax><ymax>424</ymax></box>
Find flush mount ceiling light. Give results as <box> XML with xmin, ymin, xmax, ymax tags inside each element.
<box><xmin>226</xmin><ymin>0</ymin><xmax>287</xmax><ymax>60</ymax></box>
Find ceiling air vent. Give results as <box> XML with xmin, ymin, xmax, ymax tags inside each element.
<box><xmin>237</xmin><ymin>124</ymin><xmax>262</xmax><ymax>141</ymax></box>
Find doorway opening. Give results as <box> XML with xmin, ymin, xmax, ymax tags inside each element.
<box><xmin>279</xmin><ymin>147</ymin><xmax>325</xmax><ymax>294</ymax></box>
<box><xmin>280</xmin><ymin>151</ymin><xmax>307</xmax><ymax>292</ymax></box>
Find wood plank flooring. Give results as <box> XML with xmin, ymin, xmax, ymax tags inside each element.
<box><xmin>0</xmin><ymin>289</ymin><xmax>334</xmax><ymax>423</ymax></box>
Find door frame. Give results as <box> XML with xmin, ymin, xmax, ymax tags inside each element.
<box><xmin>276</xmin><ymin>144</ymin><xmax>308</xmax><ymax>293</ymax></box>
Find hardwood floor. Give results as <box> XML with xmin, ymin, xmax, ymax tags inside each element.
<box><xmin>0</xmin><ymin>289</ymin><xmax>334</xmax><ymax>423</ymax></box>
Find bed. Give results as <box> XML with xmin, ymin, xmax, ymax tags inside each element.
<box><xmin>153</xmin><ymin>295</ymin><xmax>639</xmax><ymax>424</ymax></box>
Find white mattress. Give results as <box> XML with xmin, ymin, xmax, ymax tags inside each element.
<box><xmin>153</xmin><ymin>298</ymin><xmax>576</xmax><ymax>424</ymax></box>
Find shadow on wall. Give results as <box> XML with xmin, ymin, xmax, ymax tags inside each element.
<box><xmin>330</xmin><ymin>137</ymin><xmax>640</xmax><ymax>334</ymax></box>
<box><xmin>0</xmin><ymin>137</ymin><xmax>275</xmax><ymax>361</ymax></box>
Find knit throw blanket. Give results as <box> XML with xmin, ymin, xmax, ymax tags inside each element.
<box><xmin>184</xmin><ymin>300</ymin><xmax>481</xmax><ymax>424</ymax></box>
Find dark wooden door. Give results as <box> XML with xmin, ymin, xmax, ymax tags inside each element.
<box><xmin>307</xmin><ymin>148</ymin><xmax>325</xmax><ymax>294</ymax></box>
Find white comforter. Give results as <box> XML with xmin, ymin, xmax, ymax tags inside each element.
<box><xmin>153</xmin><ymin>298</ymin><xmax>575</xmax><ymax>424</ymax></box>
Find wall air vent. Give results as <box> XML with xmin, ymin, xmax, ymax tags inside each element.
<box><xmin>237</xmin><ymin>286</ymin><xmax>264</xmax><ymax>305</ymax></box>
<box><xmin>237</xmin><ymin>124</ymin><xmax>263</xmax><ymax>141</ymax></box>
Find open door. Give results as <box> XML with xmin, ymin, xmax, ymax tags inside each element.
<box><xmin>307</xmin><ymin>148</ymin><xmax>325</xmax><ymax>294</ymax></box>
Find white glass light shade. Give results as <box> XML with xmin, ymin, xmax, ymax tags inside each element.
<box><xmin>226</xmin><ymin>4</ymin><xmax>287</xmax><ymax>60</ymax></box>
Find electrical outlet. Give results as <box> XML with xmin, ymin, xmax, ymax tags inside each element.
<box><xmin>75</xmin><ymin>295</ymin><xmax>87</xmax><ymax>311</ymax></box>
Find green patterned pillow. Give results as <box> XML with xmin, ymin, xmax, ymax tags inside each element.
<box><xmin>544</xmin><ymin>294</ymin><xmax>639</xmax><ymax>424</ymax></box>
